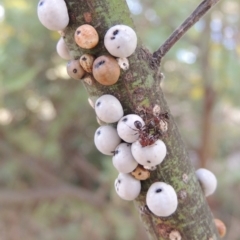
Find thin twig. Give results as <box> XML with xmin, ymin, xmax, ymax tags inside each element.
<box><xmin>153</xmin><ymin>0</ymin><xmax>221</xmax><ymax>62</ymax></box>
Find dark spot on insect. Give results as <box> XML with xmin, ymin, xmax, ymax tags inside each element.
<box><xmin>156</xmin><ymin>188</ymin><xmax>162</xmax><ymax>193</ymax></box>
<box><xmin>77</xmin><ymin>31</ymin><xmax>81</xmax><ymax>35</ymax></box>
<box><xmin>122</xmin><ymin>117</ymin><xmax>128</xmax><ymax>122</ymax></box>
<box><xmin>116</xmin><ymin>188</ymin><xmax>119</xmax><ymax>191</ymax></box>
<box><xmin>117</xmin><ymin>46</ymin><xmax>120</xmax><ymax>49</ymax></box>
<box><xmin>97</xmin><ymin>130</ymin><xmax>101</xmax><ymax>136</ymax></box>
<box><xmin>110</xmin><ymin>150</ymin><xmax>116</xmax><ymax>155</ymax></box>
<box><xmin>39</xmin><ymin>1</ymin><xmax>44</xmax><ymax>6</ymax></box>
<box><xmin>82</xmin><ymin>57</ymin><xmax>87</xmax><ymax>61</ymax></box>
<box><xmin>96</xmin><ymin>101</ymin><xmax>101</xmax><ymax>107</ymax></box>
<box><xmin>95</xmin><ymin>60</ymin><xmax>105</xmax><ymax>68</ymax></box>
<box><xmin>113</xmin><ymin>29</ymin><xmax>119</xmax><ymax>35</ymax></box>
<box><xmin>111</xmin><ymin>37</ymin><xmax>115</xmax><ymax>40</ymax></box>
<box><xmin>138</xmin><ymin>172</ymin><xmax>142</xmax><ymax>176</ymax></box>
<box><xmin>114</xmin><ymin>149</ymin><xmax>119</xmax><ymax>155</ymax></box>
<box><xmin>134</xmin><ymin>121</ymin><xmax>142</xmax><ymax>129</ymax></box>
<box><xmin>73</xmin><ymin>69</ymin><xmax>77</xmax><ymax>74</ymax></box>
<box><xmin>118</xmin><ymin>179</ymin><xmax>121</xmax><ymax>184</ymax></box>
<box><xmin>123</xmin><ymin>63</ymin><xmax>126</xmax><ymax>66</ymax></box>
<box><xmin>147</xmin><ymin>160</ymin><xmax>151</xmax><ymax>163</ymax></box>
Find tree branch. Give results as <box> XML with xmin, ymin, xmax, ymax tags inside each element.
<box><xmin>153</xmin><ymin>0</ymin><xmax>221</xmax><ymax>62</ymax></box>
<box><xmin>63</xmin><ymin>0</ymin><xmax>220</xmax><ymax>239</ymax></box>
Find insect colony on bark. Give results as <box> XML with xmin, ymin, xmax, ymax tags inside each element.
<box><xmin>37</xmin><ymin>0</ymin><xmax>219</xmax><ymax>219</ymax></box>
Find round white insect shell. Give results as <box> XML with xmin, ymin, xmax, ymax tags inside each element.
<box><xmin>95</xmin><ymin>95</ymin><xmax>124</xmax><ymax>123</ymax></box>
<box><xmin>115</xmin><ymin>173</ymin><xmax>141</xmax><ymax>201</ymax></box>
<box><xmin>112</xmin><ymin>143</ymin><xmax>138</xmax><ymax>173</ymax></box>
<box><xmin>56</xmin><ymin>37</ymin><xmax>71</xmax><ymax>60</ymax></box>
<box><xmin>104</xmin><ymin>25</ymin><xmax>137</xmax><ymax>58</ymax></box>
<box><xmin>146</xmin><ymin>182</ymin><xmax>178</xmax><ymax>217</ymax></box>
<box><xmin>37</xmin><ymin>0</ymin><xmax>69</xmax><ymax>31</ymax></box>
<box><xmin>94</xmin><ymin>125</ymin><xmax>121</xmax><ymax>156</ymax></box>
<box><xmin>195</xmin><ymin>168</ymin><xmax>217</xmax><ymax>197</ymax></box>
<box><xmin>131</xmin><ymin>139</ymin><xmax>167</xmax><ymax>167</ymax></box>
<box><xmin>117</xmin><ymin>114</ymin><xmax>145</xmax><ymax>143</ymax></box>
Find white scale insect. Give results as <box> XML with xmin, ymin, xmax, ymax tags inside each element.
<box><xmin>94</xmin><ymin>125</ymin><xmax>121</xmax><ymax>156</ymax></box>
<box><xmin>115</xmin><ymin>173</ymin><xmax>141</xmax><ymax>201</ymax></box>
<box><xmin>95</xmin><ymin>95</ymin><xmax>123</xmax><ymax>124</ymax></box>
<box><xmin>117</xmin><ymin>114</ymin><xmax>145</xmax><ymax>143</ymax></box>
<box><xmin>146</xmin><ymin>182</ymin><xmax>178</xmax><ymax>217</ymax></box>
<box><xmin>112</xmin><ymin>143</ymin><xmax>138</xmax><ymax>173</ymax></box>
<box><xmin>104</xmin><ymin>25</ymin><xmax>137</xmax><ymax>58</ymax></box>
<box><xmin>37</xmin><ymin>0</ymin><xmax>69</xmax><ymax>31</ymax></box>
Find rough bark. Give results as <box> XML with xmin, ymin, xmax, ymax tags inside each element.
<box><xmin>63</xmin><ymin>0</ymin><xmax>219</xmax><ymax>239</ymax></box>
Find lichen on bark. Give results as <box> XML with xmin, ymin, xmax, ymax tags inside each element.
<box><xmin>63</xmin><ymin>0</ymin><xmax>220</xmax><ymax>239</ymax></box>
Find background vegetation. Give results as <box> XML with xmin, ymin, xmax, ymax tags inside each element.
<box><xmin>0</xmin><ymin>0</ymin><xmax>239</xmax><ymax>239</ymax></box>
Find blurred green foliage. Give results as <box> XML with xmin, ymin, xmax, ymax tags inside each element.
<box><xmin>0</xmin><ymin>0</ymin><xmax>240</xmax><ymax>239</ymax></box>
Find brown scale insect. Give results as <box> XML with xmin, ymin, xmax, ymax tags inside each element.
<box><xmin>131</xmin><ymin>165</ymin><xmax>150</xmax><ymax>180</ymax></box>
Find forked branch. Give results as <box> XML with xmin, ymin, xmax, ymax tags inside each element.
<box><xmin>153</xmin><ymin>0</ymin><xmax>221</xmax><ymax>62</ymax></box>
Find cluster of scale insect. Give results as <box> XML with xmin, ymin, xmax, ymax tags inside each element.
<box><xmin>37</xmin><ymin>0</ymin><xmax>137</xmax><ymax>85</ymax></box>
<box><xmin>36</xmin><ymin>0</ymin><xmax>180</xmax><ymax>218</ymax></box>
<box><xmin>36</xmin><ymin>0</ymin><xmax>219</xmax><ymax>220</ymax></box>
